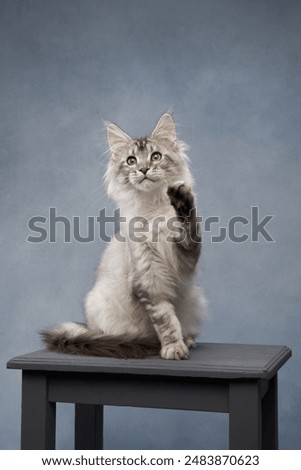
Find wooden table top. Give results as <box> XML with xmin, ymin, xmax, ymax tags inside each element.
<box><xmin>7</xmin><ymin>343</ymin><xmax>292</xmax><ymax>380</ymax></box>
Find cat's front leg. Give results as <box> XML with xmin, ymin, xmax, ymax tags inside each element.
<box><xmin>167</xmin><ymin>182</ymin><xmax>201</xmax><ymax>262</ymax></box>
<box><xmin>161</xmin><ymin>341</ymin><xmax>189</xmax><ymax>360</ymax></box>
<box><xmin>132</xmin><ymin>240</ymin><xmax>189</xmax><ymax>360</ymax></box>
<box><xmin>143</xmin><ymin>300</ymin><xmax>189</xmax><ymax>360</ymax></box>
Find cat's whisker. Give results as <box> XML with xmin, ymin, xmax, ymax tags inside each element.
<box><xmin>191</xmin><ymin>164</ymin><xmax>205</xmax><ymax>173</ymax></box>
<box><xmin>97</xmin><ymin>147</ymin><xmax>111</xmax><ymax>161</ymax></box>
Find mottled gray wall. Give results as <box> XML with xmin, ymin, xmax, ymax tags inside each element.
<box><xmin>1</xmin><ymin>0</ymin><xmax>300</xmax><ymax>449</ymax></box>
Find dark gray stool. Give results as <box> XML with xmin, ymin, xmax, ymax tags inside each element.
<box><xmin>7</xmin><ymin>342</ymin><xmax>291</xmax><ymax>450</ymax></box>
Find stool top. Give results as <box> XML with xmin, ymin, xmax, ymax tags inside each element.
<box><xmin>7</xmin><ymin>343</ymin><xmax>291</xmax><ymax>379</ymax></box>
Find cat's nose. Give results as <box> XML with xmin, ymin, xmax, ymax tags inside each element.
<box><xmin>139</xmin><ymin>167</ymin><xmax>149</xmax><ymax>175</ymax></box>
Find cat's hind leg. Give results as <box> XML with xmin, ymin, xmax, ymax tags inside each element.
<box><xmin>184</xmin><ymin>336</ymin><xmax>196</xmax><ymax>349</ymax></box>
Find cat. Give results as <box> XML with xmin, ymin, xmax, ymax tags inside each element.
<box><xmin>42</xmin><ymin>113</ymin><xmax>206</xmax><ymax>360</ymax></box>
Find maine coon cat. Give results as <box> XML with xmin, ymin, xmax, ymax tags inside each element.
<box><xmin>43</xmin><ymin>113</ymin><xmax>206</xmax><ymax>360</ymax></box>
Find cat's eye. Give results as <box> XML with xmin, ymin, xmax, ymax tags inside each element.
<box><xmin>151</xmin><ymin>152</ymin><xmax>162</xmax><ymax>162</ymax></box>
<box><xmin>127</xmin><ymin>156</ymin><xmax>137</xmax><ymax>166</ymax></box>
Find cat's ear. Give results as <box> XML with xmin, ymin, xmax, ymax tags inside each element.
<box><xmin>151</xmin><ymin>113</ymin><xmax>177</xmax><ymax>142</ymax></box>
<box><xmin>106</xmin><ymin>122</ymin><xmax>133</xmax><ymax>154</ymax></box>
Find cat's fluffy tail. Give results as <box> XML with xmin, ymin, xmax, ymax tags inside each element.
<box><xmin>41</xmin><ymin>322</ymin><xmax>160</xmax><ymax>359</ymax></box>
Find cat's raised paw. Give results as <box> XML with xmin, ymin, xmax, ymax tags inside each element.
<box><xmin>160</xmin><ymin>341</ymin><xmax>189</xmax><ymax>360</ymax></box>
<box><xmin>167</xmin><ymin>182</ymin><xmax>194</xmax><ymax>218</ymax></box>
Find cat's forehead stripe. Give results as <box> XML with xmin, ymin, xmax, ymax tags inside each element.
<box><xmin>136</xmin><ymin>138</ymin><xmax>148</xmax><ymax>149</ymax></box>
<box><xmin>131</xmin><ymin>139</ymin><xmax>155</xmax><ymax>156</ymax></box>
<box><xmin>131</xmin><ymin>138</ymin><xmax>150</xmax><ymax>156</ymax></box>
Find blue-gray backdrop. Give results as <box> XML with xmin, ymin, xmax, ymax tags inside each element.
<box><xmin>0</xmin><ymin>0</ymin><xmax>300</xmax><ymax>449</ymax></box>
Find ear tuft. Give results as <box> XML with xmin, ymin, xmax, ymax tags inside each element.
<box><xmin>106</xmin><ymin>122</ymin><xmax>133</xmax><ymax>153</ymax></box>
<box><xmin>151</xmin><ymin>113</ymin><xmax>177</xmax><ymax>142</ymax></box>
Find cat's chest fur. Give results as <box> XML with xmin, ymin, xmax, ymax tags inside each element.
<box><xmin>122</xmin><ymin>201</ymin><xmax>179</xmax><ymax>269</ymax></box>
<box><xmin>121</xmin><ymin>204</ymin><xmax>182</xmax><ymax>304</ymax></box>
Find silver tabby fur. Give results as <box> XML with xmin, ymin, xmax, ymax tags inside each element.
<box><xmin>42</xmin><ymin>114</ymin><xmax>206</xmax><ymax>360</ymax></box>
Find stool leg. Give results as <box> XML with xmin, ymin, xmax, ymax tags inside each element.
<box><xmin>229</xmin><ymin>381</ymin><xmax>262</xmax><ymax>450</ymax></box>
<box><xmin>74</xmin><ymin>404</ymin><xmax>104</xmax><ymax>450</ymax></box>
<box><xmin>21</xmin><ymin>371</ymin><xmax>56</xmax><ymax>449</ymax></box>
<box><xmin>262</xmin><ymin>374</ymin><xmax>278</xmax><ymax>449</ymax></box>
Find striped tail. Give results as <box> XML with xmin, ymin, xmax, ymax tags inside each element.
<box><xmin>41</xmin><ymin>322</ymin><xmax>160</xmax><ymax>359</ymax></box>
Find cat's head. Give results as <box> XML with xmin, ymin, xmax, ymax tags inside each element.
<box><xmin>104</xmin><ymin>113</ymin><xmax>193</xmax><ymax>202</ymax></box>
